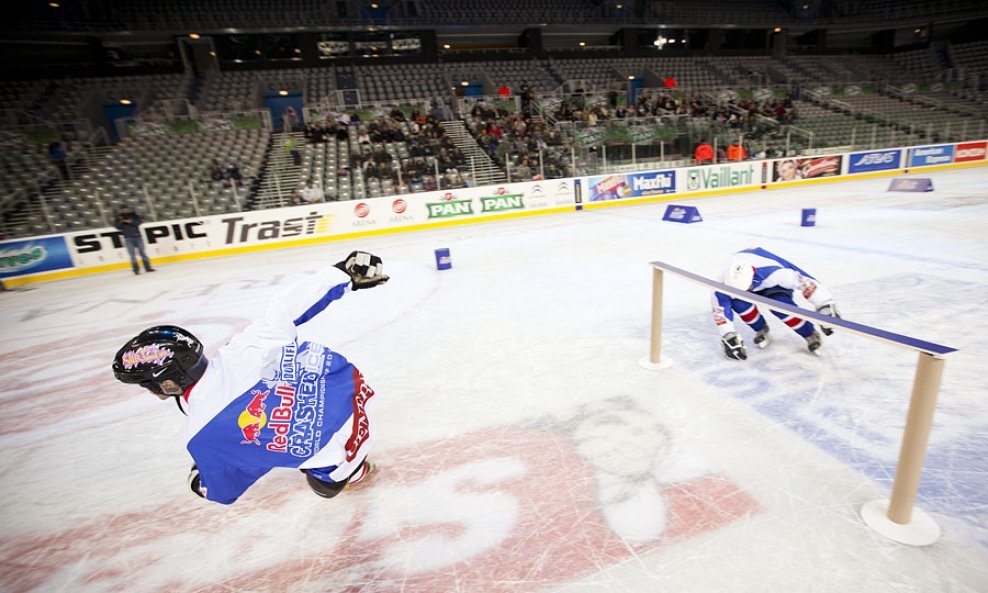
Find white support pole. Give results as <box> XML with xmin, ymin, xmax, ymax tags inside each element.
<box><xmin>890</xmin><ymin>354</ymin><xmax>945</xmax><ymax>522</ymax></box>
<box><xmin>602</xmin><ymin>144</ymin><xmax>607</xmax><ymax>172</ymax></box>
<box><xmin>434</xmin><ymin>160</ymin><xmax>442</xmax><ymax>190</ymax></box>
<box><xmin>861</xmin><ymin>352</ymin><xmax>946</xmax><ymax>546</ymax></box>
<box><xmin>638</xmin><ymin>266</ymin><xmax>673</xmax><ymax>370</ymax></box>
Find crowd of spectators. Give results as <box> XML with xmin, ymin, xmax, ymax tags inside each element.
<box><xmin>294</xmin><ymin>90</ymin><xmax>800</xmax><ymax>192</ymax></box>
<box><xmin>304</xmin><ymin>106</ymin><xmax>474</xmax><ymax>193</ymax></box>
<box><xmin>467</xmin><ymin>101</ymin><xmax>573</xmax><ymax>181</ymax></box>
<box><xmin>548</xmin><ymin>90</ymin><xmax>798</xmax><ymax>129</ymax></box>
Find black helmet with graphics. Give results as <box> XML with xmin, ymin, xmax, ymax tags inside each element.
<box><xmin>112</xmin><ymin>325</ymin><xmax>207</xmax><ymax>395</ymax></box>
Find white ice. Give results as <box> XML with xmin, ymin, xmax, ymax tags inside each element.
<box><xmin>1</xmin><ymin>167</ymin><xmax>987</xmax><ymax>593</ymax></box>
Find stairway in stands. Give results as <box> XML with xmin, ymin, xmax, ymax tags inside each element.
<box><xmin>439</xmin><ymin>120</ymin><xmax>507</xmax><ymax>186</ymax></box>
<box><xmin>251</xmin><ymin>132</ymin><xmax>305</xmax><ymax>210</ymax></box>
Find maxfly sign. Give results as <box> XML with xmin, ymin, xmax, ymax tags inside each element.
<box><xmin>847</xmin><ymin>149</ymin><xmax>902</xmax><ymax>174</ymax></box>
<box><xmin>909</xmin><ymin>145</ymin><xmax>954</xmax><ymax>167</ymax></box>
<box><xmin>588</xmin><ymin>171</ymin><xmax>676</xmax><ymax>201</ymax></box>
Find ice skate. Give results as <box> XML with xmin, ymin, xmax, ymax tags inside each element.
<box><xmin>753</xmin><ymin>327</ymin><xmax>771</xmax><ymax>349</ymax></box>
<box><xmin>345</xmin><ymin>459</ymin><xmax>375</xmax><ymax>490</ymax></box>
<box><xmin>805</xmin><ymin>330</ymin><xmax>822</xmax><ymax>353</ymax></box>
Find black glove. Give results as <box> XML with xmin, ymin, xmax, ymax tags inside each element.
<box><xmin>816</xmin><ymin>302</ymin><xmax>841</xmax><ymax>336</ymax></box>
<box><xmin>334</xmin><ymin>251</ymin><xmax>390</xmax><ymax>290</ymax></box>
<box><xmin>188</xmin><ymin>465</ymin><xmax>205</xmax><ymax>498</ymax></box>
<box><xmin>721</xmin><ymin>332</ymin><xmax>747</xmax><ymax>360</ymax></box>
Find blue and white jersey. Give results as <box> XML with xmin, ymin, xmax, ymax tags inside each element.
<box><xmin>182</xmin><ymin>266</ymin><xmax>377</xmax><ymax>504</ymax></box>
<box><xmin>711</xmin><ymin>247</ymin><xmax>833</xmax><ymax>336</ymax></box>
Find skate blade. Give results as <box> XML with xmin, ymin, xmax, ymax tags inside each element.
<box><xmin>345</xmin><ymin>462</ymin><xmax>376</xmax><ymax>490</ymax></box>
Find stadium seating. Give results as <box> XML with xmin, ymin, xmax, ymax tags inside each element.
<box><xmin>2</xmin><ymin>15</ymin><xmax>988</xmax><ymax>239</ymax></box>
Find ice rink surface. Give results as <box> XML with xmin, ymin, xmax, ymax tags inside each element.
<box><xmin>1</xmin><ymin>167</ymin><xmax>987</xmax><ymax>593</ymax></box>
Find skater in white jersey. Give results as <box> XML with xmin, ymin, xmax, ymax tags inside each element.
<box><xmin>713</xmin><ymin>247</ymin><xmax>841</xmax><ymax>360</ymax></box>
<box><xmin>112</xmin><ymin>251</ymin><xmax>389</xmax><ymax>504</ymax></box>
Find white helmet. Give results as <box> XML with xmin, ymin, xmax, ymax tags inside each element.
<box><xmin>725</xmin><ymin>262</ymin><xmax>755</xmax><ymax>291</ymax></box>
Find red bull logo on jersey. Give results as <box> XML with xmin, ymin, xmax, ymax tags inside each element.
<box><xmin>121</xmin><ymin>345</ymin><xmax>174</xmax><ymax>369</ymax></box>
<box><xmin>265</xmin><ymin>383</ymin><xmax>299</xmax><ymax>454</ymax></box>
<box><xmin>238</xmin><ymin>389</ymin><xmax>269</xmax><ymax>445</ymax></box>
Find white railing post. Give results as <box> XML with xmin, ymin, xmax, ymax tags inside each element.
<box><xmin>188</xmin><ymin>181</ymin><xmax>201</xmax><ymax>217</ymax></box>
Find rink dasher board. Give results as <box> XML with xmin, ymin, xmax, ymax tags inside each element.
<box><xmin>2</xmin><ymin>140</ymin><xmax>986</xmax><ymax>286</ymax></box>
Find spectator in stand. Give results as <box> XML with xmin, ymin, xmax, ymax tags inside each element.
<box><xmin>114</xmin><ymin>204</ymin><xmax>155</xmax><ymax>276</ymax></box>
<box><xmin>226</xmin><ymin>160</ymin><xmax>244</xmax><ymax>187</ymax></box>
<box><xmin>285</xmin><ymin>137</ymin><xmax>302</xmax><ymax>166</ymax></box>
<box><xmin>282</xmin><ymin>106</ymin><xmax>299</xmax><ymax>132</ymax></box>
<box><xmin>49</xmin><ymin>142</ymin><xmax>69</xmax><ymax>180</ymax></box>
<box><xmin>210</xmin><ymin>158</ymin><xmax>225</xmax><ymax>181</ymax></box>
<box><xmin>694</xmin><ymin>140</ymin><xmax>715</xmax><ymax>165</ymax></box>
<box><xmin>513</xmin><ymin>159</ymin><xmax>531</xmax><ymax>181</ymax></box>
<box><xmin>429</xmin><ymin>102</ymin><xmax>444</xmax><ymax>121</ymax></box>
<box><xmin>300</xmin><ymin>179</ymin><xmax>324</xmax><ymax>204</ymax></box>
<box><xmin>727</xmin><ymin>139</ymin><xmax>747</xmax><ymax>162</ymax></box>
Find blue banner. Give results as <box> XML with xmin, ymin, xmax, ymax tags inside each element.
<box><xmin>847</xmin><ymin>149</ymin><xmax>902</xmax><ymax>173</ymax></box>
<box><xmin>588</xmin><ymin>171</ymin><xmax>676</xmax><ymax>201</ymax></box>
<box><xmin>909</xmin><ymin>145</ymin><xmax>954</xmax><ymax>167</ymax></box>
<box><xmin>0</xmin><ymin>236</ymin><xmax>75</xmax><ymax>278</ymax></box>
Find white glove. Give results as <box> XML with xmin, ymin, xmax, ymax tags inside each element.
<box><xmin>816</xmin><ymin>302</ymin><xmax>841</xmax><ymax>336</ymax></box>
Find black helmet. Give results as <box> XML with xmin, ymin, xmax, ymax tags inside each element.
<box><xmin>112</xmin><ymin>325</ymin><xmax>207</xmax><ymax>395</ymax></box>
